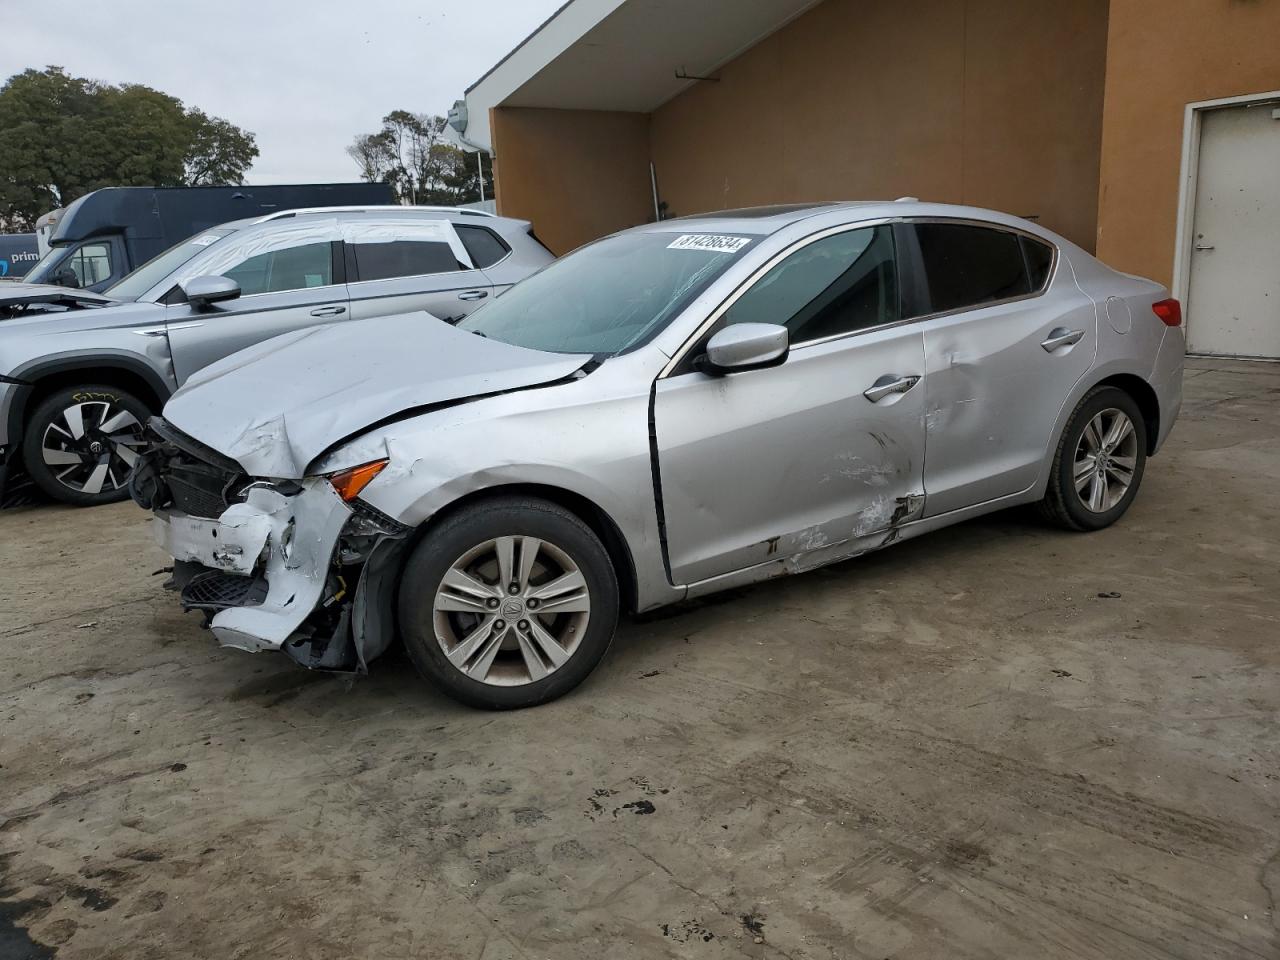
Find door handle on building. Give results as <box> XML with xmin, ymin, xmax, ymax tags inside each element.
<box><xmin>1040</xmin><ymin>328</ymin><xmax>1084</xmax><ymax>352</ymax></box>
<box><xmin>863</xmin><ymin>375</ymin><xmax>920</xmax><ymax>403</ymax></box>
<box><xmin>310</xmin><ymin>305</ymin><xmax>347</xmax><ymax>317</ymax></box>
<box><xmin>458</xmin><ymin>290</ymin><xmax>489</xmax><ymax>302</ymax></box>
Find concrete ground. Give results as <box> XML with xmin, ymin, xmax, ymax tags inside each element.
<box><xmin>1</xmin><ymin>357</ymin><xmax>1277</xmax><ymax>960</ymax></box>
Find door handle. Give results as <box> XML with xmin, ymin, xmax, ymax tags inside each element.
<box><xmin>863</xmin><ymin>374</ymin><xmax>921</xmax><ymax>403</ymax></box>
<box><xmin>1193</xmin><ymin>243</ymin><xmax>1215</xmax><ymax>251</ymax></box>
<box><xmin>310</xmin><ymin>305</ymin><xmax>347</xmax><ymax>318</ymax></box>
<box><xmin>1040</xmin><ymin>328</ymin><xmax>1084</xmax><ymax>352</ymax></box>
<box><xmin>458</xmin><ymin>290</ymin><xmax>489</xmax><ymax>302</ymax></box>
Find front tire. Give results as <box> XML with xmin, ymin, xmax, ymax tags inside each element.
<box><xmin>397</xmin><ymin>496</ymin><xmax>620</xmax><ymax>710</ymax></box>
<box><xmin>21</xmin><ymin>385</ymin><xmax>151</xmax><ymax>506</ymax></box>
<box><xmin>1039</xmin><ymin>386</ymin><xmax>1148</xmax><ymax>531</ymax></box>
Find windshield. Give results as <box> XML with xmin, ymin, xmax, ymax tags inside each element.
<box><xmin>458</xmin><ymin>231</ymin><xmax>754</xmax><ymax>355</ymax></box>
<box><xmin>22</xmin><ymin>246</ymin><xmax>70</xmax><ymax>285</ymax></box>
<box><xmin>105</xmin><ymin>230</ymin><xmax>234</xmax><ymax>302</ymax></box>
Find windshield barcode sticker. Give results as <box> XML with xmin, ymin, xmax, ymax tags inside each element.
<box><xmin>190</xmin><ymin>234</ymin><xmax>221</xmax><ymax>246</ymax></box>
<box><xmin>668</xmin><ymin>234</ymin><xmax>751</xmax><ymax>254</ymax></box>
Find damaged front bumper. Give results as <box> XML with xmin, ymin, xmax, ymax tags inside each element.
<box><xmin>155</xmin><ymin>480</ymin><xmax>353</xmax><ymax>653</ymax></box>
<box><xmin>141</xmin><ymin>427</ymin><xmax>411</xmax><ymax>673</ymax></box>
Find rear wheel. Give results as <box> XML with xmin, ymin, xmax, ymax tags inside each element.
<box><xmin>1039</xmin><ymin>386</ymin><xmax>1147</xmax><ymax>531</ymax></box>
<box><xmin>397</xmin><ymin>496</ymin><xmax>620</xmax><ymax>709</ymax></box>
<box><xmin>21</xmin><ymin>385</ymin><xmax>151</xmax><ymax>506</ymax></box>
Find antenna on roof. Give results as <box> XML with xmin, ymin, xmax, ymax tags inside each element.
<box><xmin>895</xmin><ymin>197</ymin><xmax>920</xmax><ymax>203</ymax></box>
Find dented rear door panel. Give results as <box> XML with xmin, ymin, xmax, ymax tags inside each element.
<box><xmin>654</xmin><ymin>326</ymin><xmax>927</xmax><ymax>585</ymax></box>
<box><xmin>920</xmin><ymin>266</ymin><xmax>1098</xmax><ymax>517</ymax></box>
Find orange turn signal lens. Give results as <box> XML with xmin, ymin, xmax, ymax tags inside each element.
<box><xmin>328</xmin><ymin>459</ymin><xmax>389</xmax><ymax>502</ymax></box>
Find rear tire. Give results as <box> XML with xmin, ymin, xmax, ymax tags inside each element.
<box><xmin>1038</xmin><ymin>386</ymin><xmax>1147</xmax><ymax>531</ymax></box>
<box><xmin>21</xmin><ymin>384</ymin><xmax>152</xmax><ymax>506</ymax></box>
<box><xmin>397</xmin><ymin>496</ymin><xmax>619</xmax><ymax>710</ymax></box>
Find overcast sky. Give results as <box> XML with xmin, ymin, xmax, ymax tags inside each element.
<box><xmin>0</xmin><ymin>0</ymin><xmax>562</xmax><ymax>183</ymax></box>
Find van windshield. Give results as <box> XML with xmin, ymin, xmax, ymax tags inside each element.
<box><xmin>105</xmin><ymin>230</ymin><xmax>234</xmax><ymax>302</ymax></box>
<box><xmin>457</xmin><ymin>231</ymin><xmax>755</xmax><ymax>355</ymax></box>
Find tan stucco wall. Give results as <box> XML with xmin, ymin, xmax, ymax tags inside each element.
<box><xmin>1096</xmin><ymin>0</ymin><xmax>1280</xmax><ymax>285</ymax></box>
<box><xmin>651</xmin><ymin>0</ymin><xmax>1110</xmax><ymax>252</ymax></box>
<box><xmin>491</xmin><ymin>107</ymin><xmax>652</xmax><ymax>255</ymax></box>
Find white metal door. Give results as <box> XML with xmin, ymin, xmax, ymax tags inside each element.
<box><xmin>1187</xmin><ymin>103</ymin><xmax>1280</xmax><ymax>358</ymax></box>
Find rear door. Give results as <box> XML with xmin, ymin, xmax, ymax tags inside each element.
<box><xmin>907</xmin><ymin>220</ymin><xmax>1097</xmax><ymax>516</ymax></box>
<box><xmin>166</xmin><ymin>224</ymin><xmax>349</xmax><ymax>384</ymax></box>
<box><xmin>343</xmin><ymin>219</ymin><xmax>493</xmax><ymax>324</ymax></box>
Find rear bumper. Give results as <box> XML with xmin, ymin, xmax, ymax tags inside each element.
<box><xmin>1151</xmin><ymin>327</ymin><xmax>1185</xmax><ymax>454</ymax></box>
<box><xmin>153</xmin><ymin>480</ymin><xmax>352</xmax><ymax>652</ymax></box>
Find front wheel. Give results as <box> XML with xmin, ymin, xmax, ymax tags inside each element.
<box><xmin>1039</xmin><ymin>386</ymin><xmax>1148</xmax><ymax>531</ymax></box>
<box><xmin>397</xmin><ymin>496</ymin><xmax>620</xmax><ymax>710</ymax></box>
<box><xmin>21</xmin><ymin>385</ymin><xmax>152</xmax><ymax>506</ymax></box>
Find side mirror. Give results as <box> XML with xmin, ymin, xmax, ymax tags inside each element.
<box><xmin>697</xmin><ymin>323</ymin><xmax>790</xmax><ymax>376</ymax></box>
<box><xmin>181</xmin><ymin>275</ymin><xmax>241</xmax><ymax>310</ymax></box>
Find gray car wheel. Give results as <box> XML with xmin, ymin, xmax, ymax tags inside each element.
<box><xmin>1039</xmin><ymin>385</ymin><xmax>1148</xmax><ymax>531</ymax></box>
<box><xmin>21</xmin><ymin>385</ymin><xmax>151</xmax><ymax>506</ymax></box>
<box><xmin>397</xmin><ymin>495</ymin><xmax>619</xmax><ymax>709</ymax></box>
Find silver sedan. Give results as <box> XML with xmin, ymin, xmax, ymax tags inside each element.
<box><xmin>135</xmin><ymin>201</ymin><xmax>1184</xmax><ymax>709</ymax></box>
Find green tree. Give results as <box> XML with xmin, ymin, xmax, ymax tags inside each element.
<box><xmin>0</xmin><ymin>67</ymin><xmax>259</xmax><ymax>230</ymax></box>
<box><xmin>347</xmin><ymin>110</ymin><xmax>493</xmax><ymax>206</ymax></box>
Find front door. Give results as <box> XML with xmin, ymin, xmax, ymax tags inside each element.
<box><xmin>654</xmin><ymin>223</ymin><xmax>927</xmax><ymax>585</ymax></box>
<box><xmin>1187</xmin><ymin>102</ymin><xmax>1280</xmax><ymax>358</ymax></box>
<box><xmin>167</xmin><ymin>236</ymin><xmax>349</xmax><ymax>384</ymax></box>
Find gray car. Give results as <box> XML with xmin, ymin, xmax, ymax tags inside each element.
<box><xmin>0</xmin><ymin>207</ymin><xmax>553</xmax><ymax>505</ymax></box>
<box><xmin>135</xmin><ymin>201</ymin><xmax>1184</xmax><ymax>709</ymax></box>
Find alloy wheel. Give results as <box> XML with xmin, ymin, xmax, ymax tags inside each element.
<box><xmin>40</xmin><ymin>400</ymin><xmax>146</xmax><ymax>495</ymax></box>
<box><xmin>433</xmin><ymin>535</ymin><xmax>592</xmax><ymax>687</ymax></box>
<box><xmin>1073</xmin><ymin>407</ymin><xmax>1138</xmax><ymax>513</ymax></box>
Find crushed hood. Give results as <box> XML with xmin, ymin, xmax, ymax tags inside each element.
<box><xmin>162</xmin><ymin>311</ymin><xmax>587</xmax><ymax>478</ymax></box>
<box><xmin>0</xmin><ymin>282</ymin><xmax>114</xmax><ymax>316</ymax></box>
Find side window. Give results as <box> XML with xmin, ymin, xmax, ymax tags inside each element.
<box><xmin>351</xmin><ymin>240</ymin><xmax>464</xmax><ymax>282</ymax></box>
<box><xmin>222</xmin><ymin>242</ymin><xmax>333</xmax><ymax>296</ymax></box>
<box><xmin>455</xmin><ymin>225</ymin><xmax>510</xmax><ymax>269</ymax></box>
<box><xmin>1021</xmin><ymin>235</ymin><xmax>1055</xmax><ymax>290</ymax></box>
<box><xmin>70</xmin><ymin>243</ymin><xmax>112</xmax><ymax>286</ymax></box>
<box><xmin>914</xmin><ymin>223</ymin><xmax>1031</xmax><ymax>313</ymax></box>
<box><xmin>721</xmin><ymin>226</ymin><xmax>898</xmax><ymax>343</ymax></box>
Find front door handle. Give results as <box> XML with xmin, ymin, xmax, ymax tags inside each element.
<box><xmin>310</xmin><ymin>305</ymin><xmax>347</xmax><ymax>318</ymax></box>
<box><xmin>458</xmin><ymin>290</ymin><xmax>489</xmax><ymax>302</ymax></box>
<box><xmin>1194</xmin><ymin>243</ymin><xmax>1215</xmax><ymax>251</ymax></box>
<box><xmin>863</xmin><ymin>374</ymin><xmax>921</xmax><ymax>403</ymax></box>
<box><xmin>1040</xmin><ymin>327</ymin><xmax>1084</xmax><ymax>352</ymax></box>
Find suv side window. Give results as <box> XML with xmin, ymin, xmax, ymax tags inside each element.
<box><xmin>913</xmin><ymin>223</ymin><xmax>1031</xmax><ymax>313</ymax></box>
<box><xmin>351</xmin><ymin>239</ymin><xmax>464</xmax><ymax>282</ymax></box>
<box><xmin>69</xmin><ymin>243</ymin><xmax>112</xmax><ymax>287</ymax></box>
<box><xmin>721</xmin><ymin>225</ymin><xmax>899</xmax><ymax>343</ymax></box>
<box><xmin>455</xmin><ymin>225</ymin><xmax>510</xmax><ymax>269</ymax></box>
<box><xmin>222</xmin><ymin>242</ymin><xmax>333</xmax><ymax>296</ymax></box>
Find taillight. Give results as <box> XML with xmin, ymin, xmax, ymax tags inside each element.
<box><xmin>1152</xmin><ymin>298</ymin><xmax>1182</xmax><ymax>327</ymax></box>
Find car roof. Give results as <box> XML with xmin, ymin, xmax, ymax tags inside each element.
<box><xmin>631</xmin><ymin>200</ymin><xmax>1053</xmax><ymax>239</ymax></box>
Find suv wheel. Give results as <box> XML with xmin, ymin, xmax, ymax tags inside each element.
<box><xmin>398</xmin><ymin>496</ymin><xmax>620</xmax><ymax>710</ymax></box>
<box><xmin>21</xmin><ymin>385</ymin><xmax>151</xmax><ymax>506</ymax></box>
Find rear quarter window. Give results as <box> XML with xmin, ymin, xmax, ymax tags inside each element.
<box><xmin>914</xmin><ymin>223</ymin><xmax>1032</xmax><ymax>314</ymax></box>
<box><xmin>1021</xmin><ymin>235</ymin><xmax>1056</xmax><ymax>290</ymax></box>
<box><xmin>455</xmin><ymin>225</ymin><xmax>511</xmax><ymax>269</ymax></box>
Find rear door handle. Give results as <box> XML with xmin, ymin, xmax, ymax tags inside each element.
<box><xmin>458</xmin><ymin>290</ymin><xmax>489</xmax><ymax>302</ymax></box>
<box><xmin>310</xmin><ymin>305</ymin><xmax>347</xmax><ymax>318</ymax></box>
<box><xmin>1040</xmin><ymin>327</ymin><xmax>1084</xmax><ymax>352</ymax></box>
<box><xmin>863</xmin><ymin>375</ymin><xmax>921</xmax><ymax>403</ymax></box>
